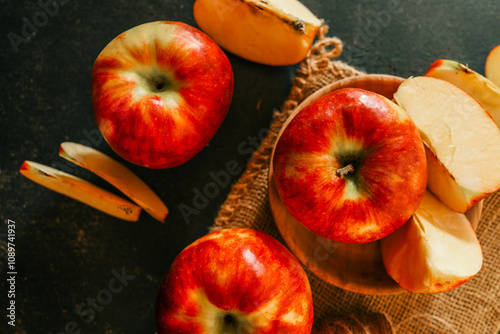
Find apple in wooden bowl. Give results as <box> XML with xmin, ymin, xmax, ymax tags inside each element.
<box><xmin>268</xmin><ymin>74</ymin><xmax>486</xmax><ymax>294</ymax></box>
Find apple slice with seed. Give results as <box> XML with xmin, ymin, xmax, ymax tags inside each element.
<box><xmin>59</xmin><ymin>142</ymin><xmax>168</xmax><ymax>223</ymax></box>
<box><xmin>425</xmin><ymin>59</ymin><xmax>500</xmax><ymax>128</ymax></box>
<box><xmin>193</xmin><ymin>0</ymin><xmax>322</xmax><ymax>66</ymax></box>
<box><xmin>20</xmin><ymin>161</ymin><xmax>141</xmax><ymax>221</ymax></box>
<box><xmin>485</xmin><ymin>45</ymin><xmax>500</xmax><ymax>87</ymax></box>
<box><xmin>381</xmin><ymin>190</ymin><xmax>483</xmax><ymax>293</ymax></box>
<box><xmin>394</xmin><ymin>76</ymin><xmax>500</xmax><ymax>213</ymax></box>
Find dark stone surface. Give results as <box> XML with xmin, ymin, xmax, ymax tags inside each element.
<box><xmin>1</xmin><ymin>0</ymin><xmax>498</xmax><ymax>332</ymax></box>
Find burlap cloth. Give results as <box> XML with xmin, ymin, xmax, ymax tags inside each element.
<box><xmin>210</xmin><ymin>27</ymin><xmax>500</xmax><ymax>334</ymax></box>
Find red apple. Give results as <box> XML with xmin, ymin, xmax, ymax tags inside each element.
<box><xmin>272</xmin><ymin>88</ymin><xmax>427</xmax><ymax>244</ymax></box>
<box><xmin>91</xmin><ymin>21</ymin><xmax>234</xmax><ymax>168</ymax></box>
<box><xmin>155</xmin><ymin>228</ymin><xmax>313</xmax><ymax>333</ymax></box>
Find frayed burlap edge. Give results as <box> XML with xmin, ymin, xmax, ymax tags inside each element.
<box><xmin>210</xmin><ymin>25</ymin><xmax>500</xmax><ymax>334</ymax></box>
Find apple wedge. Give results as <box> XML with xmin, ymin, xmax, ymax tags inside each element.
<box><xmin>394</xmin><ymin>76</ymin><xmax>500</xmax><ymax>213</ymax></box>
<box><xmin>20</xmin><ymin>161</ymin><xmax>141</xmax><ymax>221</ymax></box>
<box><xmin>423</xmin><ymin>145</ymin><xmax>470</xmax><ymax>213</ymax></box>
<box><xmin>381</xmin><ymin>190</ymin><xmax>483</xmax><ymax>293</ymax></box>
<box><xmin>425</xmin><ymin>59</ymin><xmax>500</xmax><ymax>128</ymax></box>
<box><xmin>193</xmin><ymin>0</ymin><xmax>322</xmax><ymax>66</ymax></box>
<box><xmin>59</xmin><ymin>142</ymin><xmax>168</xmax><ymax>223</ymax></box>
<box><xmin>485</xmin><ymin>45</ymin><xmax>500</xmax><ymax>87</ymax></box>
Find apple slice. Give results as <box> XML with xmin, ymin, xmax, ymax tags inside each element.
<box><xmin>193</xmin><ymin>0</ymin><xmax>322</xmax><ymax>66</ymax></box>
<box><xmin>59</xmin><ymin>142</ymin><xmax>168</xmax><ymax>223</ymax></box>
<box><xmin>381</xmin><ymin>190</ymin><xmax>483</xmax><ymax>293</ymax></box>
<box><xmin>20</xmin><ymin>161</ymin><xmax>141</xmax><ymax>221</ymax></box>
<box><xmin>423</xmin><ymin>145</ymin><xmax>470</xmax><ymax>213</ymax></box>
<box><xmin>394</xmin><ymin>76</ymin><xmax>500</xmax><ymax>213</ymax></box>
<box><xmin>425</xmin><ymin>59</ymin><xmax>500</xmax><ymax>128</ymax></box>
<box><xmin>485</xmin><ymin>45</ymin><xmax>500</xmax><ymax>87</ymax></box>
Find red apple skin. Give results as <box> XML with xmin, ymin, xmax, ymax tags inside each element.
<box><xmin>425</xmin><ymin>58</ymin><xmax>445</xmax><ymax>73</ymax></box>
<box><xmin>91</xmin><ymin>21</ymin><xmax>234</xmax><ymax>168</ymax></box>
<box><xmin>155</xmin><ymin>228</ymin><xmax>314</xmax><ymax>334</ymax></box>
<box><xmin>273</xmin><ymin>88</ymin><xmax>427</xmax><ymax>244</ymax></box>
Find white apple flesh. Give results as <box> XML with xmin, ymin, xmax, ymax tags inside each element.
<box><xmin>381</xmin><ymin>190</ymin><xmax>483</xmax><ymax>293</ymax></box>
<box><xmin>423</xmin><ymin>145</ymin><xmax>469</xmax><ymax>213</ymax></box>
<box><xmin>20</xmin><ymin>161</ymin><xmax>141</xmax><ymax>221</ymax></box>
<box><xmin>425</xmin><ymin>59</ymin><xmax>500</xmax><ymax>128</ymax></box>
<box><xmin>193</xmin><ymin>0</ymin><xmax>321</xmax><ymax>66</ymax></box>
<box><xmin>394</xmin><ymin>76</ymin><xmax>500</xmax><ymax>213</ymax></box>
<box><xmin>59</xmin><ymin>142</ymin><xmax>168</xmax><ymax>222</ymax></box>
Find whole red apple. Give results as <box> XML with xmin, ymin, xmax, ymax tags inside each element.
<box><xmin>91</xmin><ymin>21</ymin><xmax>234</xmax><ymax>168</ymax></box>
<box><xmin>272</xmin><ymin>88</ymin><xmax>427</xmax><ymax>244</ymax></box>
<box><xmin>155</xmin><ymin>228</ymin><xmax>313</xmax><ymax>333</ymax></box>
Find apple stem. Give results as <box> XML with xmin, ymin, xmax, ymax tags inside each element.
<box><xmin>336</xmin><ymin>164</ymin><xmax>354</xmax><ymax>178</ymax></box>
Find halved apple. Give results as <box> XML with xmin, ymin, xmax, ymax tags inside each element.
<box><xmin>193</xmin><ymin>0</ymin><xmax>322</xmax><ymax>66</ymax></box>
<box><xmin>394</xmin><ymin>76</ymin><xmax>500</xmax><ymax>213</ymax></box>
<box><xmin>20</xmin><ymin>161</ymin><xmax>141</xmax><ymax>221</ymax></box>
<box><xmin>59</xmin><ymin>142</ymin><xmax>168</xmax><ymax>223</ymax></box>
<box><xmin>425</xmin><ymin>59</ymin><xmax>500</xmax><ymax>128</ymax></box>
<box><xmin>381</xmin><ymin>190</ymin><xmax>483</xmax><ymax>293</ymax></box>
<box><xmin>485</xmin><ymin>45</ymin><xmax>500</xmax><ymax>87</ymax></box>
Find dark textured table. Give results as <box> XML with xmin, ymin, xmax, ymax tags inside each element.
<box><xmin>1</xmin><ymin>0</ymin><xmax>499</xmax><ymax>332</ymax></box>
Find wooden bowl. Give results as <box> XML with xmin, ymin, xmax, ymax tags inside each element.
<box><xmin>268</xmin><ymin>74</ymin><xmax>483</xmax><ymax>295</ymax></box>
